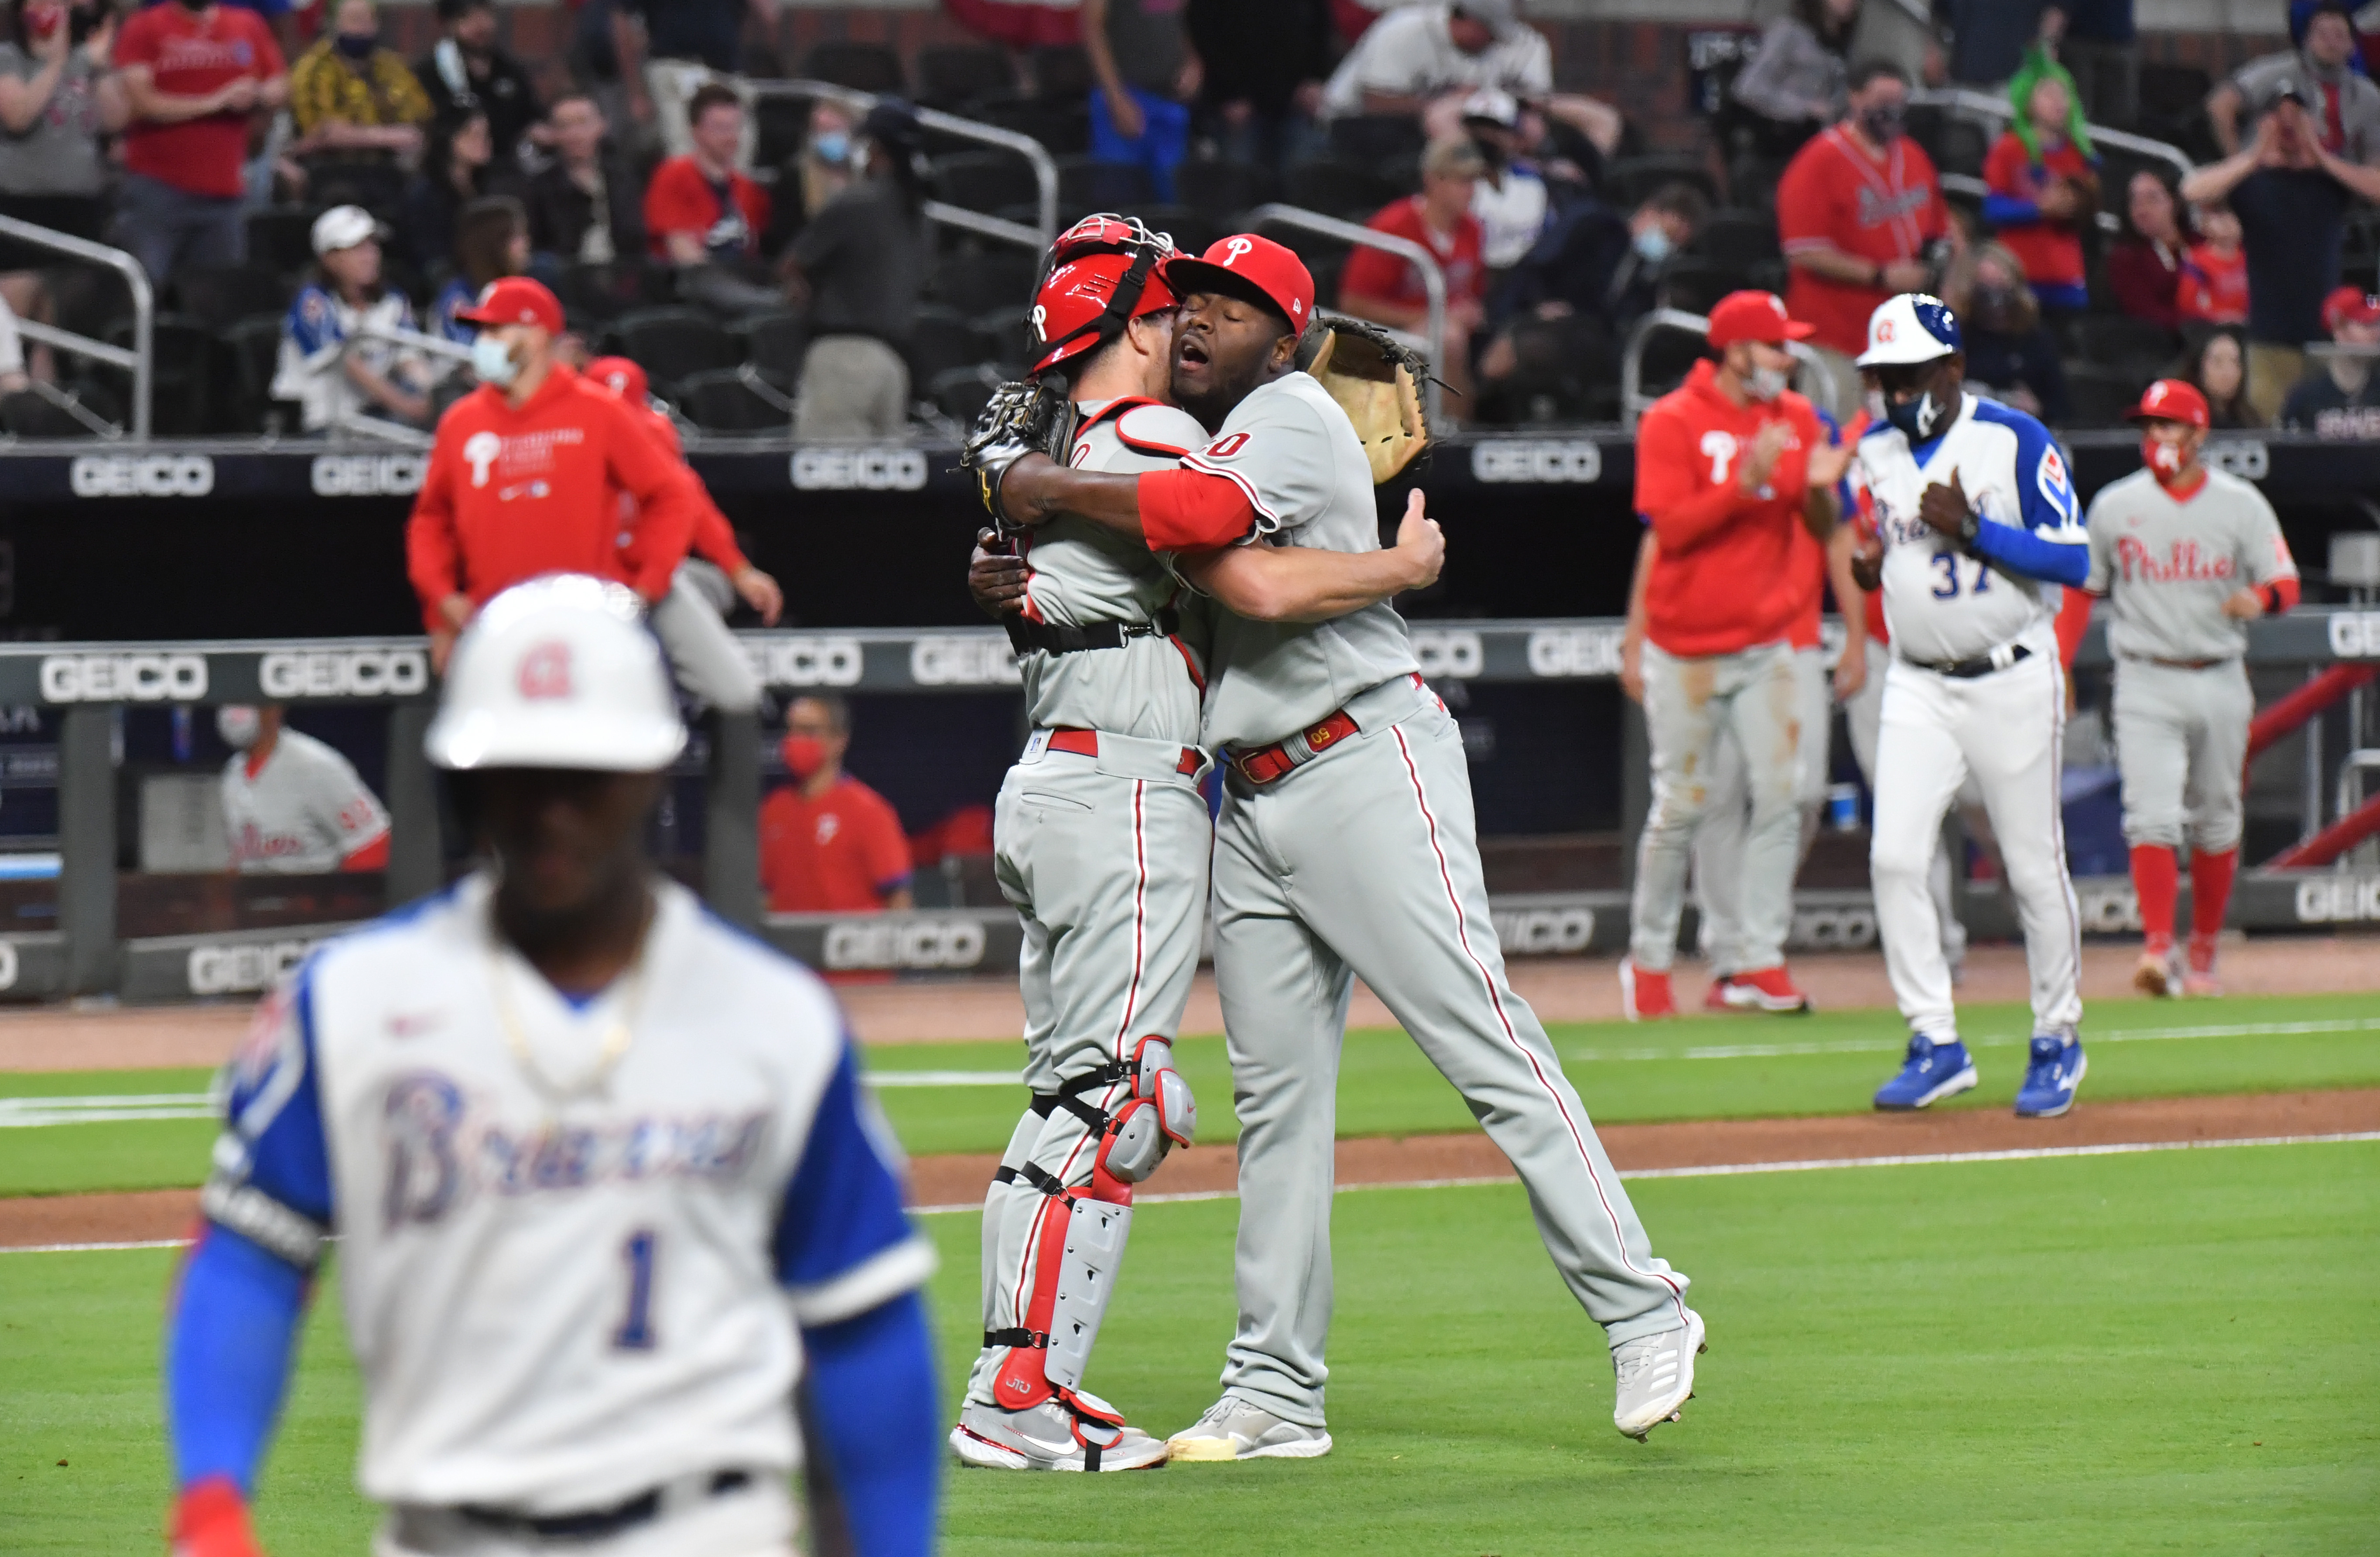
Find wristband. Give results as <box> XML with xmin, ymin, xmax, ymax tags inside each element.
<box><xmin>2263</xmin><ymin>583</ymin><xmax>2285</xmax><ymax>614</ymax></box>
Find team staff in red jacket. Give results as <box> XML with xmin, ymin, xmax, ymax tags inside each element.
<box><xmin>406</xmin><ymin>277</ymin><xmax>701</xmax><ymax>671</ymax></box>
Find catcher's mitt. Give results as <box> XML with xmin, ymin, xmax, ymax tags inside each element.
<box><xmin>1306</xmin><ymin>318</ymin><xmax>1430</xmax><ymax>485</ymax></box>
<box><xmin>961</xmin><ymin>373</ymin><xmax>1076</xmax><ymax>527</ymax></box>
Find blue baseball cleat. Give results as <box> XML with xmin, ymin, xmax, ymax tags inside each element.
<box><xmin>2014</xmin><ymin>1035</ymin><xmax>2087</xmax><ymax>1118</ymax></box>
<box><xmin>1872</xmin><ymin>1035</ymin><xmax>1978</xmax><ymax>1111</ymax></box>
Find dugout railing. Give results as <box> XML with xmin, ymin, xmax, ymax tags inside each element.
<box><xmin>3</xmin><ymin>608</ymin><xmax>2376</xmax><ymax>1003</ymax></box>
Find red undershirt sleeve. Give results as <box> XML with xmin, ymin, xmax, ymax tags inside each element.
<box><xmin>1140</xmin><ymin>468</ymin><xmax>1258</xmax><ymax>553</ymax></box>
<box><xmin>2264</xmin><ymin>576</ymin><xmax>2300</xmax><ymax>614</ymax></box>
<box><xmin>2053</xmin><ymin>584</ymin><xmax>2093</xmax><ymax>669</ymax></box>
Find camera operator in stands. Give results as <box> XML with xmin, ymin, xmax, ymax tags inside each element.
<box><xmin>272</xmin><ymin>204</ymin><xmax>434</xmax><ymax>432</ymax></box>
<box><xmin>2187</xmin><ymin>3</ymin><xmax>2380</xmax><ymax>425</ymax></box>
<box><xmin>781</xmin><ymin>99</ymin><xmax>926</xmax><ymax>440</ymax></box>
<box><xmin>2281</xmin><ymin>285</ymin><xmax>2380</xmax><ymax>437</ymax></box>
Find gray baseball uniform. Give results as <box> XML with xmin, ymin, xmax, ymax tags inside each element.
<box><xmin>1193</xmin><ymin>372</ymin><xmax>1692</xmax><ymax>1430</ymax></box>
<box><xmin>2085</xmin><ymin>468</ymin><xmax>2297</xmax><ymax>852</ymax></box>
<box><xmin>220</xmin><ymin>728</ymin><xmax>390</xmax><ymax>874</ymax></box>
<box><xmin>1692</xmin><ymin>643</ymin><xmax>1829</xmax><ymax>977</ymax></box>
<box><xmin>965</xmin><ymin>397</ymin><xmax>1218</xmax><ymax>1417</ymax></box>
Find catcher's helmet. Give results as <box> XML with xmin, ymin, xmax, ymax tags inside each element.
<box><xmin>1027</xmin><ymin>213</ymin><xmax>1178</xmax><ymax>376</ymax></box>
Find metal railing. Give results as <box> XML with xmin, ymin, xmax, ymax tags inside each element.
<box><xmin>1911</xmin><ymin>85</ymin><xmax>2195</xmax><ymax>184</ymax></box>
<box><xmin>1247</xmin><ymin>203</ymin><xmax>1447</xmax><ymax>428</ymax></box>
<box><xmin>320</xmin><ymin>322</ymin><xmax>475</xmax><ymax>446</ymax></box>
<box><xmin>0</xmin><ymin>213</ymin><xmax>152</xmax><ymax>438</ymax></box>
<box><xmin>1621</xmin><ymin>307</ymin><xmax>1840</xmax><ymax>427</ymax></box>
<box><xmin>745</xmin><ymin>78</ymin><xmax>1058</xmax><ymax>256</ymax></box>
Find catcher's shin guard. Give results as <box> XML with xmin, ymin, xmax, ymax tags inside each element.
<box><xmin>987</xmin><ymin>1165</ymin><xmax>1136</xmax><ymax>1452</ymax></box>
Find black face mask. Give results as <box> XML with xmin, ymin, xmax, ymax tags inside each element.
<box><xmin>335</xmin><ymin>30</ymin><xmax>378</xmax><ymax>60</ymax></box>
<box><xmin>1859</xmin><ymin>103</ymin><xmax>1905</xmax><ymax>146</ymax></box>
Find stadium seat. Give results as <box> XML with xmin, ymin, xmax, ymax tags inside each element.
<box><xmin>2136</xmin><ymin>63</ymin><xmax>2214</xmax><ymax>152</ymax></box>
<box><xmin>730</xmin><ymin>309</ymin><xmax>807</xmax><ymax>379</ymax></box>
<box><xmin>1057</xmin><ymin>156</ymin><xmax>1155</xmax><ymax>216</ymax></box>
<box><xmin>245</xmin><ymin>205</ymin><xmax>319</xmax><ymax>279</ymax></box>
<box><xmin>930</xmin><ymin>247</ymin><xmax>1038</xmax><ymax>315</ymax></box>
<box><xmin>1656</xmin><ymin>257</ymin><xmax>1748</xmax><ymax>316</ymax></box>
<box><xmin>171</xmin><ymin>265</ymin><xmax>289</xmax><ymax>324</ymax></box>
<box><xmin>606</xmin><ymin>307</ymin><xmax>742</xmax><ymax>395</ymax></box>
<box><xmin>933</xmin><ymin>149</ymin><xmax>1043</xmax><ymax>215</ymax></box>
<box><xmin>2067</xmin><ymin>314</ymin><xmax>2180</xmax><ymax>379</ymax></box>
<box><xmin>754</xmin><ymin>96</ymin><xmax>812</xmax><ymax>169</ymax></box>
<box><xmin>1634</xmin><ymin>325</ymin><xmax>1708</xmax><ymax>401</ymax></box>
<box><xmin>1029</xmin><ymin>44</ymin><xmax>1093</xmax><ymax>100</ymax></box>
<box><xmin>970</xmin><ymin>96</ymin><xmax>1089</xmax><ymax>156</ymax></box>
<box><xmin>219</xmin><ymin>314</ymin><xmax>288</xmax><ymax>434</ymax></box>
<box><xmin>0</xmin><ymin>385</ymin><xmax>111</xmax><ymax>439</ymax></box>
<box><xmin>2063</xmin><ymin>363</ymin><xmax>2155</xmax><ymax>427</ymax></box>
<box><xmin>1283</xmin><ymin>159</ymin><xmax>1396</xmax><ymax>220</ymax></box>
<box><xmin>1329</xmin><ymin>114</ymin><xmax>1428</xmax><ymax>173</ymax></box>
<box><xmin>676</xmin><ymin>367</ymin><xmax>793</xmax><ymax>433</ymax></box>
<box><xmin>1176</xmin><ymin>159</ymin><xmax>1277</xmax><ymax>223</ymax></box>
<box><xmin>917</xmin><ymin>45</ymin><xmax>1014</xmax><ymax>109</ymax></box>
<box><xmin>1693</xmin><ymin>208</ymin><xmax>1783</xmax><ymax>271</ymax></box>
<box><xmin>930</xmin><ymin>364</ymin><xmax>1004</xmax><ymax>423</ymax></box>
<box><xmin>1932</xmin><ymin>119</ymin><xmax>1990</xmax><ymax>178</ymax></box>
<box><xmin>802</xmin><ymin>42</ymin><xmax>906</xmax><ymax>96</ymax></box>
<box><xmin>910</xmin><ymin>304</ymin><xmax>984</xmax><ymax>382</ymax></box>
<box><xmin>555</xmin><ymin>260</ymin><xmax>668</xmax><ymax>325</ymax></box>
<box><xmin>1603</xmin><ymin>154</ymin><xmax>1720</xmax><ymax>210</ymax></box>
<box><xmin>970</xmin><ymin>305</ymin><xmax>1032</xmax><ymax>367</ymax></box>
<box><xmin>1130</xmin><ymin>203</ymin><xmax>1221</xmax><ymax>256</ymax></box>
<box><xmin>103</xmin><ymin>313</ymin><xmax>216</xmax><ymax>436</ymax></box>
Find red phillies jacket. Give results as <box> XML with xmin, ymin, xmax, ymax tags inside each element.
<box><xmin>406</xmin><ymin>365</ymin><xmax>701</xmax><ymax>630</ymax></box>
<box><xmin>628</xmin><ymin>402</ymin><xmax>748</xmax><ymax>576</ymax></box>
<box><xmin>1633</xmin><ymin>359</ymin><xmax>1823</xmax><ymax>659</ymax></box>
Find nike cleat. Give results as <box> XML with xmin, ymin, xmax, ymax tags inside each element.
<box><xmin>1873</xmin><ymin>1035</ymin><xmax>1978</xmax><ymax>1110</ymax></box>
<box><xmin>2014</xmin><ymin>1035</ymin><xmax>2086</xmax><ymax>1119</ymax></box>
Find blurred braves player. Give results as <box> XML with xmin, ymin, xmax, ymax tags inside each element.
<box><xmin>215</xmin><ymin>704</ymin><xmax>391</xmax><ymax>874</ymax></box>
<box><xmin>1850</xmin><ymin>294</ymin><xmax>2089</xmax><ymax>1118</ymax></box>
<box><xmin>1622</xmin><ymin>291</ymin><xmax>1857</xmax><ymax>1019</ymax></box>
<box><xmin>164</xmin><ymin>577</ymin><xmax>940</xmax><ymax>1557</ymax></box>
<box><xmin>2083</xmin><ymin>379</ymin><xmax>2298</xmax><ymax>997</ymax></box>
<box><xmin>971</xmin><ymin>233</ymin><xmax>1702</xmax><ymax>1456</ymax></box>
<box><xmin>956</xmin><ymin>217</ymin><xmax>1447</xmax><ymax>1473</ymax></box>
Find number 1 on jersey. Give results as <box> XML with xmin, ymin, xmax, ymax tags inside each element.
<box><xmin>614</xmin><ymin>1229</ymin><xmax>658</xmax><ymax>1351</ymax></box>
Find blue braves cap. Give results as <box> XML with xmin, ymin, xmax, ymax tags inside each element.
<box><xmin>1856</xmin><ymin>293</ymin><xmax>1962</xmax><ymax>367</ymax></box>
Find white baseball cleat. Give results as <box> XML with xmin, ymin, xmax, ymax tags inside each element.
<box><xmin>1613</xmin><ymin>1308</ymin><xmax>1706</xmax><ymax>1441</ymax></box>
<box><xmin>950</xmin><ymin>1400</ymin><xmax>1171</xmax><ymax>1472</ymax></box>
<box><xmin>1165</xmin><ymin>1395</ymin><xmax>1334</xmax><ymax>1461</ymax></box>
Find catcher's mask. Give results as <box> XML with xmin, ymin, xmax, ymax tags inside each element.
<box><xmin>1027</xmin><ymin>213</ymin><xmax>1178</xmax><ymax>376</ymax></box>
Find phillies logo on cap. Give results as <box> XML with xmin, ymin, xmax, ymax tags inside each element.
<box><xmin>2144</xmin><ymin>382</ymin><xmax>2168</xmax><ymax>407</ymax></box>
<box><xmin>516</xmin><ymin>641</ymin><xmax>574</xmax><ymax>700</ymax></box>
<box><xmin>1221</xmin><ymin>237</ymin><xmax>1255</xmax><ymax>266</ymax></box>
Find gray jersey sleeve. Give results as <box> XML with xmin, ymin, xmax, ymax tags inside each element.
<box><xmin>1179</xmin><ymin>385</ymin><xmax>1342</xmax><ymax>537</ymax></box>
<box><xmin>2230</xmin><ymin>478</ymin><xmax>2297</xmax><ymax>587</ymax></box>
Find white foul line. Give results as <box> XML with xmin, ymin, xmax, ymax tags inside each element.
<box><xmin>1564</xmin><ymin>1015</ymin><xmax>2380</xmax><ymax>1065</ymax></box>
<box><xmin>4</xmin><ymin>1132</ymin><xmax>2373</xmax><ymax>1253</ymax></box>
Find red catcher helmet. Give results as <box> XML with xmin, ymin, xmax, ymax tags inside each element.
<box><xmin>1027</xmin><ymin>213</ymin><xmax>1178</xmax><ymax>376</ymax></box>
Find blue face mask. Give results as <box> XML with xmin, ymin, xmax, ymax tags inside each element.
<box><xmin>810</xmin><ymin>132</ymin><xmax>850</xmax><ymax>166</ymax></box>
<box><xmin>1885</xmin><ymin>389</ymin><xmax>1949</xmax><ymax>443</ymax></box>
<box><xmin>470</xmin><ymin>332</ymin><xmax>519</xmax><ymax>386</ymax></box>
<box><xmin>1632</xmin><ymin>225</ymin><xmax>1673</xmax><ymax>264</ymax></box>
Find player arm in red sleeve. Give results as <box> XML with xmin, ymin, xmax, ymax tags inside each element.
<box><xmin>405</xmin><ymin>441</ymin><xmax>471</xmax><ymax>635</ymax></box>
<box><xmin>1634</xmin><ymin>407</ymin><xmax>1755</xmax><ymax>553</ymax></box>
<box><xmin>606</xmin><ymin>402</ymin><xmax>701</xmax><ymax>598</ymax></box>
<box><xmin>2053</xmin><ymin>584</ymin><xmax>2093</xmax><ymax>669</ymax></box>
<box><xmin>860</xmin><ymin>799</ymin><xmax>914</xmax><ymax>911</ymax></box>
<box><xmin>1177</xmin><ymin>490</ymin><xmax>1444</xmax><ymax>622</ymax></box>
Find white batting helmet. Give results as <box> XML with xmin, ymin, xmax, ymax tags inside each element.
<box><xmin>424</xmin><ymin>575</ymin><xmax>686</xmax><ymax>772</ymax></box>
<box><xmin>1856</xmin><ymin>293</ymin><xmax>1963</xmax><ymax>368</ymax></box>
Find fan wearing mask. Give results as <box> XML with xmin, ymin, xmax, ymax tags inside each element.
<box><xmin>1616</xmin><ymin>290</ymin><xmax>1857</xmax><ymax>1021</ymax></box>
<box><xmin>1775</xmin><ymin>56</ymin><xmax>1953</xmax><ymax>416</ymax></box>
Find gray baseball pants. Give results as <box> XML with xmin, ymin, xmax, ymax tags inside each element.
<box><xmin>649</xmin><ymin>568</ymin><xmax>762</xmax><ymax>714</ymax></box>
<box><xmin>1694</xmin><ymin>644</ymin><xmax>1832</xmax><ymax>974</ymax></box>
<box><xmin>1212</xmin><ymin>677</ymin><xmax>1691</xmax><ymax>1428</ymax></box>
<box><xmin>1631</xmin><ymin>640</ymin><xmax>1803</xmax><ymax>972</ymax></box>
<box><xmin>965</xmin><ymin>731</ymin><xmax>1214</xmax><ymax>1411</ymax></box>
<box><xmin>2113</xmin><ymin>658</ymin><xmax>2253</xmax><ymax>852</ymax></box>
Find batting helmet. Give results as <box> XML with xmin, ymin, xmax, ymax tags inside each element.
<box><xmin>1027</xmin><ymin>213</ymin><xmax>1178</xmax><ymax>376</ymax></box>
<box><xmin>425</xmin><ymin>575</ymin><xmax>686</xmax><ymax>773</ymax></box>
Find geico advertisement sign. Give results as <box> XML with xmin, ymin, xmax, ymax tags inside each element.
<box><xmin>822</xmin><ymin>918</ymin><xmax>987</xmax><ymax>970</ymax></box>
<box><xmin>0</xmin><ymin>940</ymin><xmax>18</xmax><ymax>991</ymax></box>
<box><xmin>1491</xmin><ymin>905</ymin><xmax>1595</xmax><ymax>955</ymax></box>
<box><xmin>1470</xmin><ymin>440</ymin><xmax>1603</xmax><ymax>484</ymax></box>
<box><xmin>188</xmin><ymin>939</ymin><xmax>317</xmax><ymax>996</ymax></box>
<box><xmin>910</xmin><ymin>636</ymin><xmax>1020</xmax><ymax>686</ymax></box>
<box><xmin>2295</xmin><ymin>876</ymin><xmax>2380</xmax><ymax>923</ymax></box>
<box><xmin>745</xmin><ymin>637</ymin><xmax>865</xmax><ymax>688</ymax></box>
<box><xmin>1788</xmin><ymin>904</ymin><xmax>1878</xmax><ymax>950</ymax></box>
<box><xmin>41</xmin><ymin>652</ymin><xmax>208</xmax><ymax>702</ymax></box>
<box><xmin>72</xmin><ymin>454</ymin><xmax>215</xmax><ymax>498</ymax></box>
<box><xmin>311</xmin><ymin>453</ymin><xmax>427</xmax><ymax>497</ymax></box>
<box><xmin>2073</xmin><ymin>884</ymin><xmax>2143</xmax><ymax>934</ymax></box>
<box><xmin>260</xmin><ymin>647</ymin><xmax>429</xmax><ymax>698</ymax></box>
<box><xmin>1410</xmin><ymin>629</ymin><xmax>1482</xmax><ymax>680</ymax></box>
<box><xmin>1526</xmin><ymin>627</ymin><xmax>1626</xmax><ymax>678</ymax></box>
<box><xmin>2329</xmin><ymin>611</ymin><xmax>2380</xmax><ymax>658</ymax></box>
<box><xmin>791</xmin><ymin>447</ymin><xmax>928</xmax><ymax>491</ymax></box>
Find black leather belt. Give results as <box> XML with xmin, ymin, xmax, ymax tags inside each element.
<box><xmin>1915</xmin><ymin>643</ymin><xmax>2032</xmax><ymax>679</ymax></box>
<box><xmin>457</xmin><ymin>1470</ymin><xmax>750</xmax><ymax>1540</ymax></box>
<box><xmin>1005</xmin><ymin>608</ymin><xmax>1180</xmax><ymax>656</ymax></box>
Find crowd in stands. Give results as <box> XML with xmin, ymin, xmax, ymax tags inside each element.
<box><xmin>0</xmin><ymin>0</ymin><xmax>2376</xmax><ymax>440</ymax></box>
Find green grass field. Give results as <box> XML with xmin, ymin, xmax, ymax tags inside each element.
<box><xmin>5</xmin><ymin>993</ymin><xmax>2379</xmax><ymax>1195</ymax></box>
<box><xmin>3</xmin><ymin>1143</ymin><xmax>2374</xmax><ymax>1554</ymax></box>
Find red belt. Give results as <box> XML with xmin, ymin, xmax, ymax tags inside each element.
<box><xmin>1047</xmin><ymin>727</ymin><xmax>1204</xmax><ymax>775</ymax></box>
<box><xmin>1232</xmin><ymin>711</ymin><xmax>1361</xmax><ymax>786</ymax></box>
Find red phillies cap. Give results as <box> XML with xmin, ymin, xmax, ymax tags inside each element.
<box><xmin>1706</xmin><ymin>290</ymin><xmax>1815</xmax><ymax>347</ymax></box>
<box><xmin>2322</xmin><ymin>284</ymin><xmax>2380</xmax><ymax>332</ymax></box>
<box><xmin>585</xmin><ymin>355</ymin><xmax>650</xmax><ymax>403</ymax></box>
<box><xmin>2126</xmin><ymin>378</ymin><xmax>2209</xmax><ymax>429</ymax></box>
<box><xmin>1163</xmin><ymin>235</ymin><xmax>1314</xmax><ymax>333</ymax></box>
<box><xmin>456</xmin><ymin>276</ymin><xmax>564</xmax><ymax>333</ymax></box>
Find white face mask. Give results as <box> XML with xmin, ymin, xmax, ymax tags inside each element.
<box><xmin>217</xmin><ymin>705</ymin><xmax>262</xmax><ymax>751</ymax></box>
<box><xmin>1632</xmin><ymin>225</ymin><xmax>1673</xmax><ymax>264</ymax></box>
<box><xmin>471</xmin><ymin>332</ymin><xmax>519</xmax><ymax>386</ymax></box>
<box><xmin>1748</xmin><ymin>364</ymin><xmax>1790</xmax><ymax>402</ymax></box>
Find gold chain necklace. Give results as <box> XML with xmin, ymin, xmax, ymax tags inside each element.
<box><xmin>488</xmin><ymin>899</ymin><xmax>653</xmax><ymax>1102</ymax></box>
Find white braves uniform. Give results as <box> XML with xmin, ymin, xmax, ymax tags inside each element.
<box><xmin>1192</xmin><ymin>371</ymin><xmax>1691</xmax><ymax>1429</ymax></box>
<box><xmin>202</xmin><ymin>874</ymin><xmax>935</xmax><ymax>1554</ymax></box>
<box><xmin>965</xmin><ymin>398</ymin><xmax>1217</xmax><ymax>1421</ymax></box>
<box><xmin>221</xmin><ymin>728</ymin><xmax>391</xmax><ymax>874</ymax></box>
<box><xmin>2085</xmin><ymin>468</ymin><xmax>2297</xmax><ymax>855</ymax></box>
<box><xmin>1858</xmin><ymin>394</ymin><xmax>2086</xmax><ymax>1043</ymax></box>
